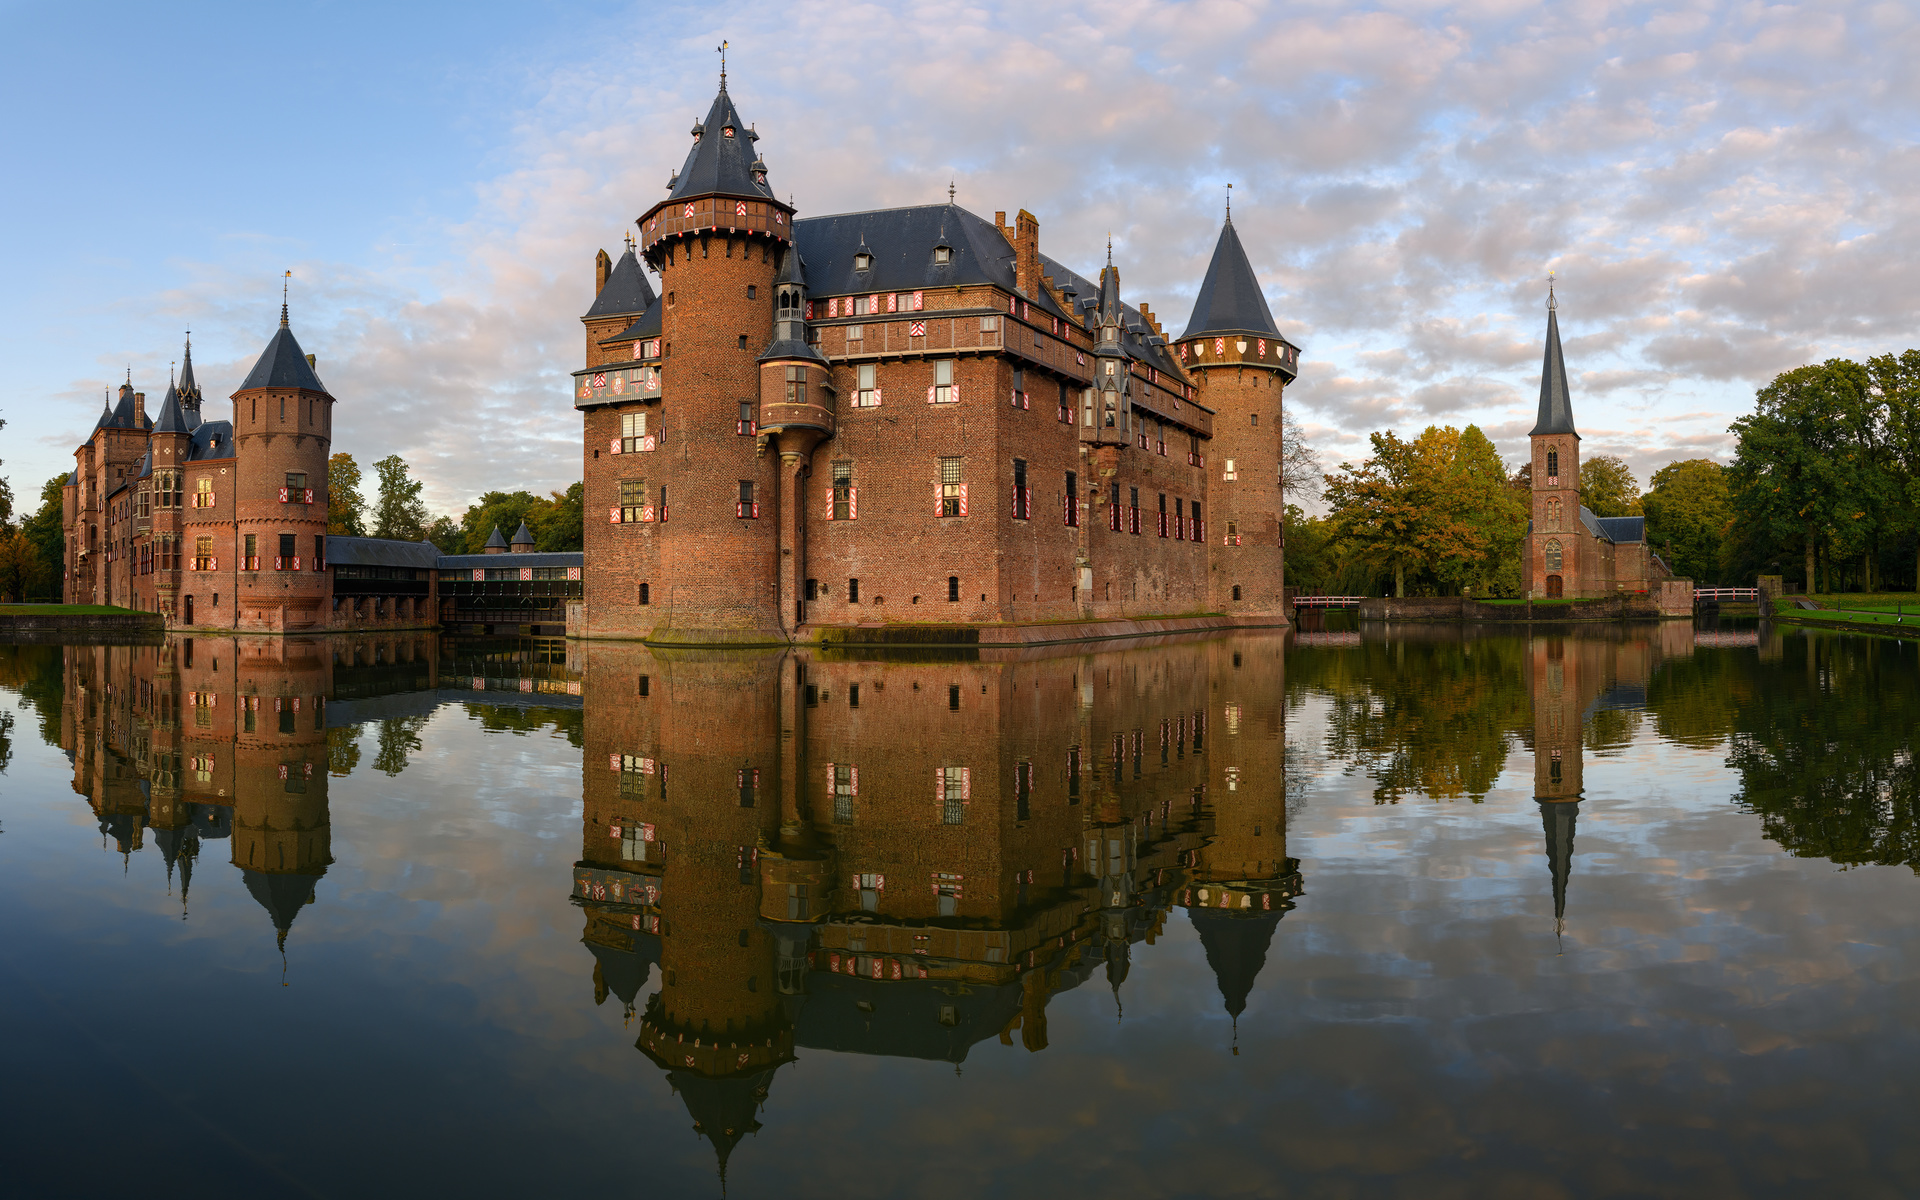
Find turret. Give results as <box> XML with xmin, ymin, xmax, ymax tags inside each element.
<box><xmin>1088</xmin><ymin>248</ymin><xmax>1132</xmax><ymax>445</ymax></box>
<box><xmin>1180</xmin><ymin>208</ymin><xmax>1296</xmax><ymax>618</ymax></box>
<box><xmin>482</xmin><ymin>526</ymin><xmax>508</xmax><ymax>554</ymax></box>
<box><xmin>510</xmin><ymin>521</ymin><xmax>535</xmax><ymax>552</ymax></box>
<box><xmin>230</xmin><ymin>294</ymin><xmax>334</xmax><ymax>631</ymax></box>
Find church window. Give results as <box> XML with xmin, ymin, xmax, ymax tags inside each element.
<box><xmin>194</xmin><ymin>536</ymin><xmax>214</xmax><ymax>571</ymax></box>
<box><xmin>193</xmin><ymin>476</ymin><xmax>211</xmax><ymax>508</ymax></box>
<box><xmin>854</xmin><ymin>363</ymin><xmax>877</xmax><ymax>407</ymax></box>
<box><xmin>737</xmin><ymin>480</ymin><xmax>758</xmax><ymax>518</ymax></box>
<box><xmin>947</xmin><ymin>576</ymin><xmax>960</xmax><ymax>602</ymax></box>
<box><xmin>638</xmin><ymin>582</ymin><xmax>650</xmax><ymax>605</ymax></box>
<box><xmin>933</xmin><ymin>359</ymin><xmax>955</xmax><ymax>403</ymax></box>
<box><xmin>832</xmin><ymin>461</ymin><xmax>853</xmax><ymax>521</ymax></box>
<box><xmin>939</xmin><ymin>456</ymin><xmax>964</xmax><ymax>516</ymax></box>
<box><xmin>849</xmin><ymin>577</ymin><xmax>860</xmax><ymax>602</ymax></box>
<box><xmin>619</xmin><ymin>479</ymin><xmax>648</xmax><ymax>523</ymax></box>
<box><xmin>1545</xmin><ymin>539</ymin><xmax>1563</xmax><ymax>572</ymax></box>
<box><xmin>1546</xmin><ymin>449</ymin><xmax>1559</xmax><ymax>480</ymax></box>
<box><xmin>1546</xmin><ymin>498</ymin><xmax>1561</xmax><ymax>531</ymax></box>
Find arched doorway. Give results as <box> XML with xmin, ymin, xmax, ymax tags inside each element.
<box><xmin>1545</xmin><ymin>576</ymin><xmax>1563</xmax><ymax>598</ymax></box>
<box><xmin>184</xmin><ymin>594</ymin><xmax>194</xmax><ymax>625</ymax></box>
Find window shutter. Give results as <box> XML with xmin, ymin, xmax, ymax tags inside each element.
<box><xmin>912</xmin><ymin>291</ymin><xmax>923</xmax><ymax>310</ymax></box>
<box><xmin>1024</xmin><ymin>488</ymin><xmax>1032</xmax><ymax>517</ymax></box>
<box><xmin>935</xmin><ymin>768</ymin><xmax>943</xmax><ymax>804</ymax></box>
<box><xmin>887</xmin><ymin>293</ymin><xmax>897</xmax><ymax>312</ymax></box>
<box><xmin>870</xmin><ymin>294</ymin><xmax>879</xmax><ymax>313</ymax></box>
<box><xmin>824</xmin><ymin>486</ymin><xmax>835</xmax><ymax>520</ymax></box>
<box><xmin>962</xmin><ymin>767</ymin><xmax>971</xmax><ymax>799</ymax></box>
<box><xmin>935</xmin><ymin>486</ymin><xmax>943</xmax><ymax>516</ymax></box>
<box><xmin>278</xmin><ymin>486</ymin><xmax>288</xmax><ymax>502</ymax></box>
<box><xmin>609</xmin><ymin>507</ymin><xmax>622</xmax><ymax>524</ymax></box>
<box><xmin>873</xmin><ymin>388</ymin><xmax>882</xmax><ymax>406</ymax></box>
<box><xmin>951</xmin><ymin>383</ymin><xmax>960</xmax><ymax>404</ymax></box>
<box><xmin>851</xmin><ymin>765</ymin><xmax>858</xmax><ymax>794</ymax></box>
<box><xmin>828</xmin><ymin>761</ymin><xmax>836</xmax><ymax>789</ymax></box>
<box><xmin>849</xmin><ymin>486</ymin><xmax>858</xmax><ymax>519</ymax></box>
<box><xmin>304</xmin><ymin>488</ymin><xmax>314</xmax><ymax>504</ymax></box>
<box><xmin>958</xmin><ymin>484</ymin><xmax>968</xmax><ymax>516</ymax></box>
<box><xmin>610</xmin><ymin>439</ymin><xmax>621</xmax><ymax>454</ymax></box>
<box><xmin>926</xmin><ymin>385</ymin><xmax>935</xmax><ymax>404</ymax></box>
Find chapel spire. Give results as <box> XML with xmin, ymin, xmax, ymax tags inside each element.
<box><xmin>1530</xmin><ymin>279</ymin><xmax>1578</xmax><ymax>437</ymax></box>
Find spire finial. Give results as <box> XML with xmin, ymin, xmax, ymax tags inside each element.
<box><xmin>948</xmin><ymin>179</ymin><xmax>955</xmax><ymax>204</ymax></box>
<box><xmin>170</xmin><ymin>362</ymin><xmax>176</xmax><ymax>385</ymax></box>
<box><xmin>1547</xmin><ymin>269</ymin><xmax>1556</xmax><ymax>312</ymax></box>
<box><xmin>281</xmin><ymin>270</ymin><xmax>291</xmax><ymax>327</ymax></box>
<box><xmin>1226</xmin><ymin>182</ymin><xmax>1233</xmax><ymax>222</ymax></box>
<box><xmin>1106</xmin><ymin>232</ymin><xmax>1113</xmax><ymax>264</ymax></box>
<box><xmin>717</xmin><ymin>39</ymin><xmax>728</xmax><ymax>90</ymax></box>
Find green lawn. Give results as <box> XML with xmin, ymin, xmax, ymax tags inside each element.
<box><xmin>1778</xmin><ymin>606</ymin><xmax>1920</xmax><ymax>630</ymax></box>
<box><xmin>1805</xmin><ymin>592</ymin><xmax>1920</xmax><ymax>612</ymax></box>
<box><xmin>0</xmin><ymin>603</ymin><xmax>144</xmax><ymax>616</ymax></box>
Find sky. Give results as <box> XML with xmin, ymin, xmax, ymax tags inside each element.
<box><xmin>3</xmin><ymin>0</ymin><xmax>1917</xmax><ymax>517</ymax></box>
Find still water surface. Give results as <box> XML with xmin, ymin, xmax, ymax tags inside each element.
<box><xmin>0</xmin><ymin>623</ymin><xmax>1916</xmax><ymax>1199</ymax></box>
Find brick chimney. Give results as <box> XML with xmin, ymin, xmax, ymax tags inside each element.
<box><xmin>997</xmin><ymin>210</ymin><xmax>1042</xmax><ymax>298</ymax></box>
<box><xmin>134</xmin><ymin>392</ymin><xmax>146</xmax><ymax>422</ymax></box>
<box><xmin>595</xmin><ymin>248</ymin><xmax>612</xmax><ymax>293</ymax></box>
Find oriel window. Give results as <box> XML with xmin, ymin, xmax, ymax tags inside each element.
<box><xmin>787</xmin><ymin>365</ymin><xmax>810</xmax><ymax>407</ymax></box>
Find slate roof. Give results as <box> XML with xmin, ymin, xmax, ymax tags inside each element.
<box><xmin>598</xmin><ymin>298</ymin><xmax>662</xmax><ymax>346</ymax></box>
<box><xmin>152</xmin><ymin>383</ymin><xmax>191</xmax><ymax>434</ymax></box>
<box><xmin>510</xmin><ymin>521</ymin><xmax>535</xmax><ymax>546</ymax></box>
<box><xmin>436</xmin><ymin>550</ymin><xmax>583</xmax><ymax>571</ymax></box>
<box><xmin>110</xmin><ymin>381</ymin><xmax>149</xmax><ymax>430</ymax></box>
<box><xmin>667</xmin><ymin>84</ymin><xmax>778</xmax><ymax>205</ymax></box>
<box><xmin>91</xmin><ymin>395</ymin><xmax>114</xmax><ymax>434</ymax></box>
<box><xmin>323</xmin><ymin>537</ymin><xmax>442</xmax><ymax>570</ymax></box>
<box><xmin>1530</xmin><ymin>300</ymin><xmax>1577</xmax><ymax>437</ymax></box>
<box><xmin>1179</xmin><ymin>218</ymin><xmax>1280</xmax><ymax>339</ymax></box>
<box><xmin>1189</xmin><ymin>906</ymin><xmax>1283</xmax><ymax>1019</ymax></box>
<box><xmin>187</xmin><ymin>420</ymin><xmax>235</xmax><ymax>462</ymax></box>
<box><xmin>483</xmin><ymin>526</ymin><xmax>508</xmax><ymax>550</ymax></box>
<box><xmin>1540</xmin><ymin>800</ymin><xmax>1579</xmax><ymax>921</ymax></box>
<box><xmin>1566</xmin><ymin>505</ymin><xmax>1644</xmax><ymax>545</ymax></box>
<box><xmin>241</xmin><ymin>869</ymin><xmax>321</xmax><ymax>950</ymax></box>
<box><xmin>239</xmin><ymin>320</ymin><xmax>329</xmax><ymax>393</ymax></box>
<box><xmin>583</xmin><ymin>246</ymin><xmax>657</xmax><ymax>320</ymax></box>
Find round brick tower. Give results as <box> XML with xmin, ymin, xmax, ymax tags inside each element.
<box><xmin>1180</xmin><ymin>212</ymin><xmax>1299</xmax><ymax>619</ymax></box>
<box><xmin>626</xmin><ymin>77</ymin><xmax>792</xmax><ymax>643</ymax></box>
<box><xmin>231</xmin><ymin>299</ymin><xmax>334</xmax><ymax>632</ymax></box>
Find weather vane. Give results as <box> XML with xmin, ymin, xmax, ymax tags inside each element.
<box><xmin>1226</xmin><ymin>182</ymin><xmax>1232</xmax><ymax>220</ymax></box>
<box><xmin>717</xmin><ymin>39</ymin><xmax>728</xmax><ymax>87</ymax></box>
<box><xmin>1548</xmin><ymin>269</ymin><xmax>1557</xmax><ymax>309</ymax></box>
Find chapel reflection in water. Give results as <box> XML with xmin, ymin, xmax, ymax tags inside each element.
<box><xmin>568</xmin><ymin>636</ymin><xmax>1301</xmax><ymax>1173</ymax></box>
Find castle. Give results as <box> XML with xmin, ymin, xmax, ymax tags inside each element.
<box><xmin>573</xmin><ymin>74</ymin><xmax>1298</xmax><ymax>643</ymax></box>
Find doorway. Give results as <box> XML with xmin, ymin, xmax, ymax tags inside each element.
<box><xmin>184</xmin><ymin>594</ymin><xmax>194</xmax><ymax>625</ymax></box>
<box><xmin>1545</xmin><ymin>576</ymin><xmax>1563</xmax><ymax>599</ymax></box>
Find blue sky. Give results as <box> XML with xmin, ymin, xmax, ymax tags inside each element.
<box><xmin>4</xmin><ymin>0</ymin><xmax>1916</xmax><ymax>515</ymax></box>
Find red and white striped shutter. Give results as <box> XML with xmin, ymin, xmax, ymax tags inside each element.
<box><xmin>870</xmin><ymin>294</ymin><xmax>879</xmax><ymax>313</ymax></box>
<box><xmin>935</xmin><ymin>767</ymin><xmax>944</xmax><ymax>804</ymax></box>
<box><xmin>278</xmin><ymin>486</ymin><xmax>288</xmax><ymax>502</ymax></box>
<box><xmin>962</xmin><ymin>767</ymin><xmax>970</xmax><ymax>800</ymax></box>
<box><xmin>1024</xmin><ymin>487</ymin><xmax>1032</xmax><ymax>517</ymax></box>
<box><xmin>887</xmin><ymin>293</ymin><xmax>897</xmax><ymax>313</ymax></box>
<box><xmin>951</xmin><ymin>383</ymin><xmax>960</xmax><ymax>404</ymax></box>
<box><xmin>829</xmin><ymin>298</ymin><xmax>838</xmax><ymax>317</ymax></box>
<box><xmin>912</xmin><ymin>291</ymin><xmax>923</xmax><ymax>310</ymax></box>
<box><xmin>958</xmin><ymin>484</ymin><xmax>968</xmax><ymax>516</ymax></box>
<box><xmin>611</xmin><ymin>439</ymin><xmax>621</xmax><ymax>454</ymax></box>
<box><xmin>935</xmin><ymin>486</ymin><xmax>944</xmax><ymax>516</ymax></box>
<box><xmin>304</xmin><ymin>488</ymin><xmax>314</xmax><ymax>504</ymax></box>
<box><xmin>611</xmin><ymin>754</ymin><xmax>621</xmax><ymax>771</ymax></box>
<box><xmin>521</xmin><ymin>567</ymin><xmax>532</xmax><ymax>581</ymax></box>
<box><xmin>1008</xmin><ymin>294</ymin><xmax>1016</xmax><ymax>314</ymax></box>
<box><xmin>1064</xmin><ymin>495</ymin><xmax>1071</xmax><ymax>524</ymax></box>
<box><xmin>926</xmin><ymin>385</ymin><xmax>935</xmax><ymax>404</ymax></box>
<box><xmin>609</xmin><ymin>507</ymin><xmax>622</xmax><ymax>523</ymax></box>
<box><xmin>851</xmin><ymin>765</ymin><xmax>858</xmax><ymax>794</ymax></box>
<box><xmin>873</xmin><ymin>388</ymin><xmax>882</xmax><ymax>405</ymax></box>
<box><xmin>824</xmin><ymin>486</ymin><xmax>835</xmax><ymax>519</ymax></box>
<box><xmin>827</xmin><ymin>761</ymin><xmax>836</xmax><ymax>791</ymax></box>
<box><xmin>849</xmin><ymin>487</ymin><xmax>857</xmax><ymax>519</ymax></box>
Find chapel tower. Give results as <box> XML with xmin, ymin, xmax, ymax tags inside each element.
<box><xmin>1179</xmin><ymin>211</ymin><xmax>1298</xmax><ymax>618</ymax></box>
<box><xmin>1528</xmin><ymin>285</ymin><xmax>1581</xmax><ymax>599</ymax></box>
<box><xmin>588</xmin><ymin>71</ymin><xmax>793</xmax><ymax>643</ymax></box>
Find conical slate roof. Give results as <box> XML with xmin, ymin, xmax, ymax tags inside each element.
<box><xmin>584</xmin><ymin>246</ymin><xmax>656</xmax><ymax>320</ymax></box>
<box><xmin>110</xmin><ymin>380</ymin><xmax>147</xmax><ymax>430</ymax></box>
<box><xmin>1180</xmin><ymin>218</ymin><xmax>1279</xmax><ymax>339</ymax></box>
<box><xmin>242</xmin><ymin>870</ymin><xmax>318</xmax><ymax>949</ymax></box>
<box><xmin>178</xmin><ymin>336</ymin><xmax>202</xmax><ymax>406</ymax></box>
<box><xmin>483</xmin><ymin>526</ymin><xmax>508</xmax><ymax>550</ymax></box>
<box><xmin>510</xmin><ymin>520</ymin><xmax>535</xmax><ymax>547</ymax></box>
<box><xmin>1189</xmin><ymin>907</ymin><xmax>1283</xmax><ymax>1018</ymax></box>
<box><xmin>669</xmin><ymin>1066</ymin><xmax>780</xmax><ymax>1185</ymax></box>
<box><xmin>668</xmin><ymin>83</ymin><xmax>778</xmax><ymax>204</ymax></box>
<box><xmin>92</xmin><ymin>393</ymin><xmax>114</xmax><ymax>433</ymax></box>
<box><xmin>239</xmin><ymin>317</ymin><xmax>328</xmax><ymax>394</ymax></box>
<box><xmin>152</xmin><ymin>383</ymin><xmax>191</xmax><ymax>434</ymax></box>
<box><xmin>1530</xmin><ymin>297</ymin><xmax>1578</xmax><ymax>437</ymax></box>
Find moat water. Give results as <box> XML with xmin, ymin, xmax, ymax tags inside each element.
<box><xmin>1</xmin><ymin>620</ymin><xmax>1916</xmax><ymax>1199</ymax></box>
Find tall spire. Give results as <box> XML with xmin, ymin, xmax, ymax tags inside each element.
<box><xmin>281</xmin><ymin>270</ymin><xmax>291</xmax><ymax>327</ymax></box>
<box><xmin>1530</xmin><ymin>279</ymin><xmax>1578</xmax><ymax>437</ymax></box>
<box><xmin>1541</xmin><ymin>800</ymin><xmax>1579</xmax><ymax>940</ymax></box>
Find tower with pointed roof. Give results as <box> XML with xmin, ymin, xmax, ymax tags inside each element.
<box><xmin>1529</xmin><ymin>284</ymin><xmax>1582</xmax><ymax>599</ymax></box>
<box><xmin>1178</xmin><ymin>210</ymin><xmax>1299</xmax><ymax>619</ymax></box>
<box><xmin>229</xmin><ymin>296</ymin><xmax>335</xmax><ymax>630</ymax></box>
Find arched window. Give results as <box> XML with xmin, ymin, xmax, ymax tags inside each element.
<box><xmin>1544</xmin><ymin>539</ymin><xmax>1563</xmax><ymax>572</ymax></box>
<box><xmin>1546</xmin><ymin>449</ymin><xmax>1559</xmax><ymax>480</ymax></box>
<box><xmin>1546</xmin><ymin>498</ymin><xmax>1561</xmax><ymax>531</ymax></box>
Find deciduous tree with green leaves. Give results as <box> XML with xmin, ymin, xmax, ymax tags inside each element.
<box><xmin>1578</xmin><ymin>454</ymin><xmax>1641</xmax><ymax>518</ymax></box>
<box><xmin>327</xmin><ymin>452</ymin><xmax>367</xmax><ymax>536</ymax></box>
<box><xmin>1642</xmin><ymin>459</ymin><xmax>1731</xmax><ymax>585</ymax></box>
<box><xmin>371</xmin><ymin>455</ymin><xmax>428</xmax><ymax>542</ymax></box>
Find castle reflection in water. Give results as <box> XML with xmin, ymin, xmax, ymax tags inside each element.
<box><xmin>56</xmin><ymin>619</ymin><xmax>1766</xmax><ymax>1174</ymax></box>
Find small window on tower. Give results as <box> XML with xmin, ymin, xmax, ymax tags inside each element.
<box><xmin>786</xmin><ymin>365</ymin><xmax>808</xmax><ymax>407</ymax></box>
<box><xmin>855</xmin><ymin>363</ymin><xmax>877</xmax><ymax>408</ymax></box>
<box><xmin>747</xmin><ymin>285</ymin><xmax>757</xmax><ymax>300</ymax></box>
<box><xmin>737</xmin><ymin>402</ymin><xmax>756</xmax><ymax>436</ymax></box>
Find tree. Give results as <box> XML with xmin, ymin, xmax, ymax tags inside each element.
<box><xmin>327</xmin><ymin>453</ymin><xmax>367</xmax><ymax>536</ymax></box>
<box><xmin>1579</xmin><ymin>454</ymin><xmax>1642</xmax><ymax>518</ymax></box>
<box><xmin>1866</xmin><ymin>349</ymin><xmax>1920</xmax><ymax>588</ymax></box>
<box><xmin>21</xmin><ymin>475</ymin><xmax>66</xmax><ymax>597</ymax></box>
<box><xmin>1642</xmin><ymin>459</ymin><xmax>1732</xmax><ymax>584</ymax></box>
<box><xmin>1729</xmin><ymin>361</ymin><xmax>1872</xmax><ymax>592</ymax></box>
<box><xmin>423</xmin><ymin>514</ymin><xmax>465</xmax><ymax>554</ymax></box>
<box><xmin>0</xmin><ymin>415</ymin><xmax>14</xmax><ymax>531</ymax></box>
<box><xmin>1280</xmin><ymin>408</ymin><xmax>1321</xmax><ymax>504</ymax></box>
<box><xmin>371</xmin><ymin>455</ymin><xmax>428</xmax><ymax>541</ymax></box>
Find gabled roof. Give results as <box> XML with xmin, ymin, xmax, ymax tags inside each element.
<box><xmin>1530</xmin><ymin>299</ymin><xmax>1577</xmax><ymax>437</ymax></box>
<box><xmin>584</xmin><ymin>246</ymin><xmax>656</xmax><ymax>320</ymax></box>
<box><xmin>238</xmin><ymin>319</ymin><xmax>329</xmax><ymax>394</ymax></box>
<box><xmin>668</xmin><ymin>84</ymin><xmax>778</xmax><ymax>205</ymax></box>
<box><xmin>1586</xmin><ymin>510</ymin><xmax>1645</xmax><ymax>544</ymax></box>
<box><xmin>1180</xmin><ymin>218</ymin><xmax>1279</xmax><ymax>339</ymax></box>
<box><xmin>794</xmin><ymin>204</ymin><xmax>1059</xmax><ymax>311</ymax></box>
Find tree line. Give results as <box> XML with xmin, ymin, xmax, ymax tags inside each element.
<box><xmin>323</xmin><ymin>453</ymin><xmax>584</xmax><ymax>556</ymax></box>
<box><xmin>1286</xmin><ymin>351</ymin><xmax>1920</xmax><ymax>597</ymax></box>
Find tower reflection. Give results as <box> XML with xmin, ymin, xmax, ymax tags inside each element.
<box><xmin>571</xmin><ymin>634</ymin><xmax>1300</xmax><ymax>1174</ymax></box>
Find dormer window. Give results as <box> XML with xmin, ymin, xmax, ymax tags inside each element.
<box><xmin>854</xmin><ymin>252</ymin><xmax>873</xmax><ymax>272</ymax></box>
<box><xmin>723</xmin><ymin>126</ymin><xmax>736</xmax><ymax>138</ymax></box>
<box><xmin>754</xmin><ymin>171</ymin><xmax>766</xmax><ymax>184</ymax></box>
<box><xmin>933</xmin><ymin>246</ymin><xmax>952</xmax><ymax>265</ymax></box>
